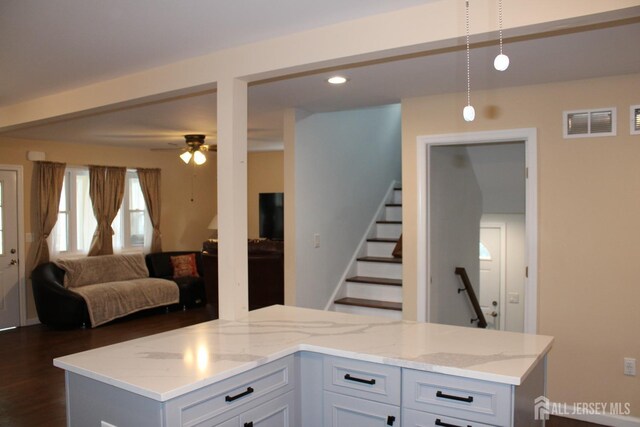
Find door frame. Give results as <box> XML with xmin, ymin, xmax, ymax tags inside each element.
<box><xmin>0</xmin><ymin>165</ymin><xmax>26</xmax><ymax>327</ymax></box>
<box><xmin>480</xmin><ymin>222</ymin><xmax>507</xmax><ymax>331</ymax></box>
<box><xmin>416</xmin><ymin>128</ymin><xmax>538</xmax><ymax>333</ymax></box>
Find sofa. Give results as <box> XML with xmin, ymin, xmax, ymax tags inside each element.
<box><xmin>145</xmin><ymin>251</ymin><xmax>206</xmax><ymax>309</ymax></box>
<box><xmin>32</xmin><ymin>252</ymin><xmax>204</xmax><ymax>328</ymax></box>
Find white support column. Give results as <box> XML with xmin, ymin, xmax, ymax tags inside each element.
<box><xmin>216</xmin><ymin>78</ymin><xmax>249</xmax><ymax>320</ymax></box>
<box><xmin>283</xmin><ymin>108</ymin><xmax>297</xmax><ymax>306</ymax></box>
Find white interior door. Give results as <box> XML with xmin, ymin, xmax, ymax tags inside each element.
<box><xmin>0</xmin><ymin>170</ymin><xmax>20</xmax><ymax>329</ymax></box>
<box><xmin>479</xmin><ymin>226</ymin><xmax>504</xmax><ymax>330</ymax></box>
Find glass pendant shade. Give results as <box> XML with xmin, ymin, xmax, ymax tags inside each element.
<box><xmin>193</xmin><ymin>150</ymin><xmax>207</xmax><ymax>165</ymax></box>
<box><xmin>494</xmin><ymin>53</ymin><xmax>509</xmax><ymax>71</ymax></box>
<box><xmin>463</xmin><ymin>105</ymin><xmax>476</xmax><ymax>122</ymax></box>
<box><xmin>180</xmin><ymin>151</ymin><xmax>193</xmax><ymax>164</ymax></box>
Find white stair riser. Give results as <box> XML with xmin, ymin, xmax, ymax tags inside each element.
<box><xmin>392</xmin><ymin>190</ymin><xmax>402</xmax><ymax>204</ymax></box>
<box><xmin>334</xmin><ymin>304</ymin><xmax>403</xmax><ymax>320</ymax></box>
<box><xmin>376</xmin><ymin>223</ymin><xmax>402</xmax><ymax>239</ymax></box>
<box><xmin>385</xmin><ymin>206</ymin><xmax>402</xmax><ymax>222</ymax></box>
<box><xmin>346</xmin><ymin>282</ymin><xmax>402</xmax><ymax>302</ymax></box>
<box><xmin>366</xmin><ymin>241</ymin><xmax>397</xmax><ymax>257</ymax></box>
<box><xmin>357</xmin><ymin>261</ymin><xmax>402</xmax><ymax>279</ymax></box>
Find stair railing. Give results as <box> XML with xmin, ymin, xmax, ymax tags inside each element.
<box><xmin>454</xmin><ymin>267</ymin><xmax>487</xmax><ymax>328</ymax></box>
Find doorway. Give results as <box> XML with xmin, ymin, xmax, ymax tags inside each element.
<box><xmin>0</xmin><ymin>167</ymin><xmax>24</xmax><ymax>329</ymax></box>
<box><xmin>479</xmin><ymin>223</ymin><xmax>506</xmax><ymax>330</ymax></box>
<box><xmin>416</xmin><ymin>128</ymin><xmax>537</xmax><ymax>333</ymax></box>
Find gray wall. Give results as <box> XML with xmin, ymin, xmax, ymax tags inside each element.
<box><xmin>466</xmin><ymin>142</ymin><xmax>525</xmax><ymax>214</ymax></box>
<box><xmin>295</xmin><ymin>104</ymin><xmax>401</xmax><ymax>309</ymax></box>
<box><xmin>429</xmin><ymin>145</ymin><xmax>483</xmax><ymax>326</ymax></box>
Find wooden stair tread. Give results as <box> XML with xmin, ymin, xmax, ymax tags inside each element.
<box><xmin>376</xmin><ymin>220</ymin><xmax>402</xmax><ymax>224</ymax></box>
<box><xmin>357</xmin><ymin>256</ymin><xmax>402</xmax><ymax>264</ymax></box>
<box><xmin>346</xmin><ymin>276</ymin><xmax>402</xmax><ymax>286</ymax></box>
<box><xmin>335</xmin><ymin>297</ymin><xmax>402</xmax><ymax>311</ymax></box>
<box><xmin>367</xmin><ymin>237</ymin><xmax>399</xmax><ymax>243</ymax></box>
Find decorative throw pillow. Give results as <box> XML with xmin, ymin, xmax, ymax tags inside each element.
<box><xmin>170</xmin><ymin>254</ymin><xmax>199</xmax><ymax>278</ymax></box>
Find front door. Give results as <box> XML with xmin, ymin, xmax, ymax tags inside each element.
<box><xmin>0</xmin><ymin>170</ymin><xmax>20</xmax><ymax>329</ymax></box>
<box><xmin>479</xmin><ymin>226</ymin><xmax>502</xmax><ymax>330</ymax></box>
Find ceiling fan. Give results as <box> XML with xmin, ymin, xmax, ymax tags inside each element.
<box><xmin>179</xmin><ymin>134</ymin><xmax>214</xmax><ymax>165</ymax></box>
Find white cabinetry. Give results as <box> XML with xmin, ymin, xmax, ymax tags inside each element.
<box><xmin>402</xmin><ymin>368</ymin><xmax>511</xmax><ymax>426</ymax></box>
<box><xmin>164</xmin><ymin>355</ymin><xmax>296</xmax><ymax>426</ymax></box>
<box><xmin>214</xmin><ymin>390</ymin><xmax>296</xmax><ymax>427</ymax></box>
<box><xmin>322</xmin><ymin>355</ymin><xmax>401</xmax><ymax>426</ymax></box>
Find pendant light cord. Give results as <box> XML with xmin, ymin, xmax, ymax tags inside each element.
<box><xmin>466</xmin><ymin>0</ymin><xmax>471</xmax><ymax>107</ymax></box>
<box><xmin>498</xmin><ymin>0</ymin><xmax>504</xmax><ymax>54</ymax></box>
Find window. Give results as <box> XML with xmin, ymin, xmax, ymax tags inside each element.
<box><xmin>50</xmin><ymin>169</ymin><xmax>149</xmax><ymax>257</ymax></box>
<box><xmin>479</xmin><ymin>242</ymin><xmax>492</xmax><ymax>261</ymax></box>
<box><xmin>113</xmin><ymin>172</ymin><xmax>149</xmax><ymax>249</ymax></box>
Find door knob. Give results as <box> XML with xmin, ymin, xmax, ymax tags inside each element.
<box><xmin>10</xmin><ymin>248</ymin><xmax>16</xmax><ymax>254</ymax></box>
<box><xmin>9</xmin><ymin>259</ymin><xmax>17</xmax><ymax>265</ymax></box>
<box><xmin>490</xmin><ymin>311</ymin><xmax>498</xmax><ymax>318</ymax></box>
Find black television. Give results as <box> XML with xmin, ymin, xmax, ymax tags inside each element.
<box><xmin>259</xmin><ymin>193</ymin><xmax>284</xmax><ymax>241</ymax></box>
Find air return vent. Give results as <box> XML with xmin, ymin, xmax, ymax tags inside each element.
<box><xmin>631</xmin><ymin>105</ymin><xmax>640</xmax><ymax>135</ymax></box>
<box><xmin>563</xmin><ymin>108</ymin><xmax>616</xmax><ymax>138</ymax></box>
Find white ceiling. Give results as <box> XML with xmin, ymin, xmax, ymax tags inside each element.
<box><xmin>1</xmin><ymin>2</ymin><xmax>639</xmax><ymax>150</ymax></box>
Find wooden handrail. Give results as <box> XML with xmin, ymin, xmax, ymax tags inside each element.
<box><xmin>454</xmin><ymin>267</ymin><xmax>487</xmax><ymax>328</ymax></box>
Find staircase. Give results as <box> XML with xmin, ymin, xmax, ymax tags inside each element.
<box><xmin>330</xmin><ymin>184</ymin><xmax>403</xmax><ymax>319</ymax></box>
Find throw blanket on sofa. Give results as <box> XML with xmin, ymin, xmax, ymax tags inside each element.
<box><xmin>55</xmin><ymin>253</ymin><xmax>179</xmax><ymax>327</ymax></box>
<box><xmin>71</xmin><ymin>278</ymin><xmax>178</xmax><ymax>327</ymax></box>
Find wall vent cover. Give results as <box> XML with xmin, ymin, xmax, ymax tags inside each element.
<box><xmin>563</xmin><ymin>108</ymin><xmax>616</xmax><ymax>138</ymax></box>
<box><xmin>631</xmin><ymin>105</ymin><xmax>640</xmax><ymax>135</ymax></box>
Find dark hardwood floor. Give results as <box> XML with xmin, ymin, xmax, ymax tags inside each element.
<box><xmin>0</xmin><ymin>307</ymin><xmax>211</xmax><ymax>427</ymax></box>
<box><xmin>0</xmin><ymin>307</ymin><xmax>604</xmax><ymax>427</ymax></box>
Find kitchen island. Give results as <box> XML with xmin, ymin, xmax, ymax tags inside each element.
<box><xmin>54</xmin><ymin>305</ymin><xmax>553</xmax><ymax>426</ymax></box>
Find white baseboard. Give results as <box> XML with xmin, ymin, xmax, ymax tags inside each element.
<box><xmin>23</xmin><ymin>317</ymin><xmax>40</xmax><ymax>326</ymax></box>
<box><xmin>552</xmin><ymin>402</ymin><xmax>640</xmax><ymax>426</ymax></box>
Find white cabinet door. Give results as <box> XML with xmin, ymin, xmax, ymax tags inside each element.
<box><xmin>324</xmin><ymin>391</ymin><xmax>400</xmax><ymax>427</ymax></box>
<box><xmin>239</xmin><ymin>390</ymin><xmax>296</xmax><ymax>427</ymax></box>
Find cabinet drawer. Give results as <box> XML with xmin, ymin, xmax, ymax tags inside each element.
<box><xmin>324</xmin><ymin>391</ymin><xmax>400</xmax><ymax>426</ymax></box>
<box><xmin>165</xmin><ymin>356</ymin><xmax>295</xmax><ymax>427</ymax></box>
<box><xmin>323</xmin><ymin>355</ymin><xmax>401</xmax><ymax>405</ymax></box>
<box><xmin>402</xmin><ymin>407</ymin><xmax>493</xmax><ymax>427</ymax></box>
<box><xmin>402</xmin><ymin>369</ymin><xmax>511</xmax><ymax>426</ymax></box>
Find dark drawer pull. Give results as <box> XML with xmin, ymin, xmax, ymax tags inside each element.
<box><xmin>435</xmin><ymin>418</ymin><xmax>471</xmax><ymax>427</ymax></box>
<box><xmin>436</xmin><ymin>390</ymin><xmax>474</xmax><ymax>403</ymax></box>
<box><xmin>344</xmin><ymin>373</ymin><xmax>376</xmax><ymax>385</ymax></box>
<box><xmin>225</xmin><ymin>387</ymin><xmax>254</xmax><ymax>402</ymax></box>
<box><xmin>244</xmin><ymin>423</ymin><xmax>253</xmax><ymax>427</ymax></box>
<box><xmin>387</xmin><ymin>415</ymin><xmax>396</xmax><ymax>425</ymax></box>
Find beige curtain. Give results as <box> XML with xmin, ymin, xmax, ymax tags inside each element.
<box><xmin>30</xmin><ymin>161</ymin><xmax>66</xmax><ymax>268</ymax></box>
<box><xmin>136</xmin><ymin>168</ymin><xmax>162</xmax><ymax>253</ymax></box>
<box><xmin>88</xmin><ymin>166</ymin><xmax>126</xmax><ymax>256</ymax></box>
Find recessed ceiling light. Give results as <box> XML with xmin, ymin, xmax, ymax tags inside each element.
<box><xmin>327</xmin><ymin>76</ymin><xmax>348</xmax><ymax>85</ymax></box>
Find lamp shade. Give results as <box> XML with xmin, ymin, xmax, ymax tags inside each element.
<box><xmin>208</xmin><ymin>215</ymin><xmax>218</xmax><ymax>230</ymax></box>
<box><xmin>193</xmin><ymin>150</ymin><xmax>207</xmax><ymax>165</ymax></box>
<box><xmin>180</xmin><ymin>151</ymin><xmax>192</xmax><ymax>164</ymax></box>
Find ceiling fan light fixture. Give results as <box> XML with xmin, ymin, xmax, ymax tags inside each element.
<box><xmin>180</xmin><ymin>151</ymin><xmax>193</xmax><ymax>164</ymax></box>
<box><xmin>193</xmin><ymin>150</ymin><xmax>207</xmax><ymax>165</ymax></box>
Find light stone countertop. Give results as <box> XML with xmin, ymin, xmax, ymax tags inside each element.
<box><xmin>53</xmin><ymin>305</ymin><xmax>553</xmax><ymax>401</ymax></box>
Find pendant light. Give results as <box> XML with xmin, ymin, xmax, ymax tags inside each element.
<box><xmin>463</xmin><ymin>0</ymin><xmax>475</xmax><ymax>122</ymax></box>
<box><xmin>493</xmin><ymin>0</ymin><xmax>509</xmax><ymax>71</ymax></box>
